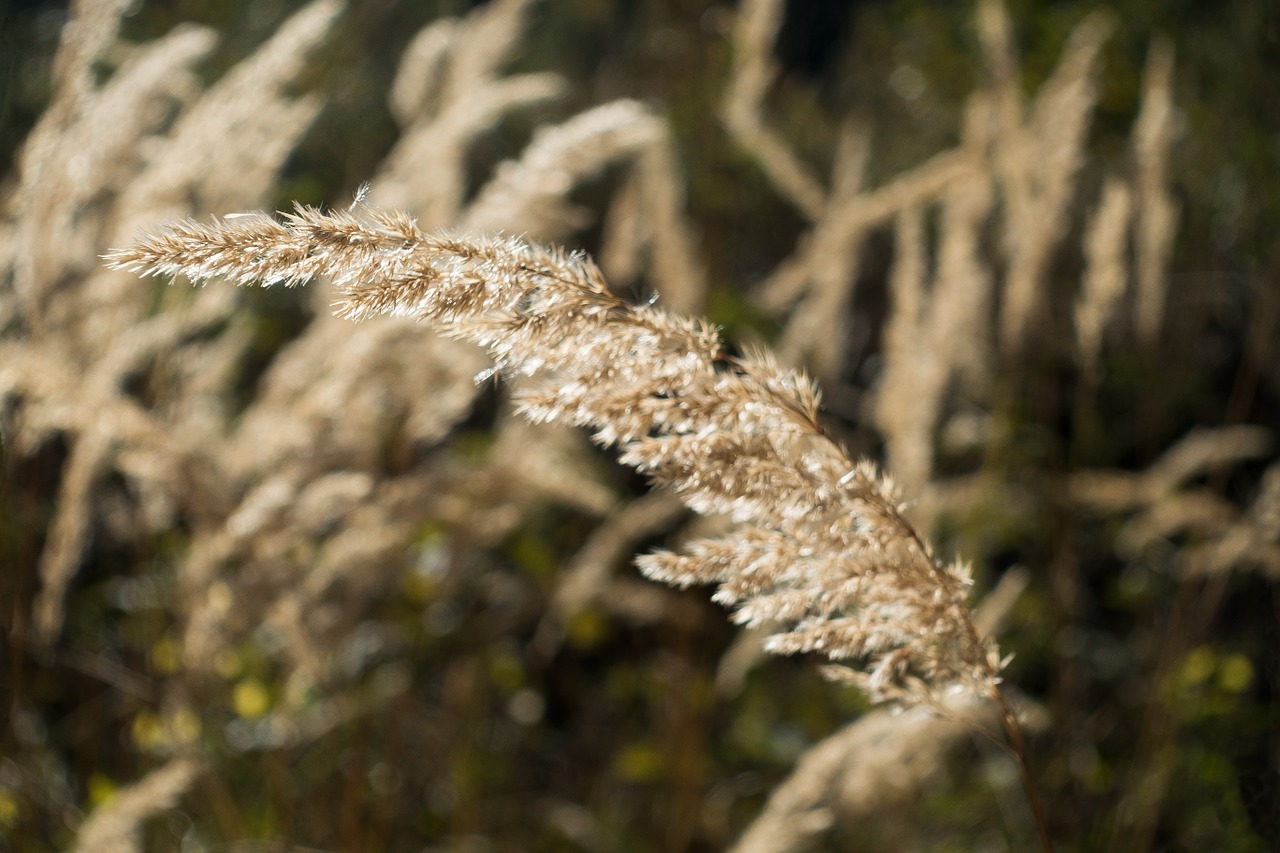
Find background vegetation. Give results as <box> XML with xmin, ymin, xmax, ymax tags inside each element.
<box><xmin>1</xmin><ymin>0</ymin><xmax>1277</xmax><ymax>850</ymax></box>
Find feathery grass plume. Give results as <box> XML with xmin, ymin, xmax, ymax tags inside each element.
<box><xmin>69</xmin><ymin>757</ymin><xmax>203</xmax><ymax>853</ymax></box>
<box><xmin>113</xmin><ymin>0</ymin><xmax>342</xmax><ymax>227</ymax></box>
<box><xmin>3</xmin><ymin>336</ymin><xmax>180</xmax><ymax>645</ymax></box>
<box><xmin>438</xmin><ymin>0</ymin><xmax>536</xmax><ymax>104</ymax></box>
<box><xmin>7</xmin><ymin>20</ymin><xmax>215</xmax><ymax>334</ymax></box>
<box><xmin>14</xmin><ymin>0</ymin><xmax>135</xmax><ymax>213</ymax></box>
<box><xmin>976</xmin><ymin>0</ymin><xmax>1024</xmax><ymax>187</ymax></box>
<box><xmin>462</xmin><ymin>100</ymin><xmax>663</xmax><ymax>237</ymax></box>
<box><xmin>977</xmin><ymin>0</ymin><xmax>1034</xmax><ymax>317</ymax></box>
<box><xmin>731</xmin><ymin>0</ymin><xmax>1112</xmax><ymax>379</ymax></box>
<box><xmin>1076</xmin><ymin>177</ymin><xmax>1132</xmax><ymax>378</ymax></box>
<box><xmin>1069</xmin><ymin>425</ymin><xmax>1274</xmax><ymax>514</ymax></box>
<box><xmin>388</xmin><ymin>17</ymin><xmax>458</xmax><ymax>125</ymax></box>
<box><xmin>371</xmin><ymin>0</ymin><xmax>564</xmax><ymax>220</ymax></box>
<box><xmin>86</xmin><ymin>0</ymin><xmax>338</xmax><ymax>353</ymax></box>
<box><xmin>722</xmin><ymin>0</ymin><xmax>827</xmax><ymax>221</ymax></box>
<box><xmin>739</xmin><ymin>23</ymin><xmax>988</xmax><ymax>376</ymax></box>
<box><xmin>762</xmin><ymin>124</ymin><xmax>984</xmax><ymax>375</ymax></box>
<box><xmin>374</xmin><ymin>75</ymin><xmax>566</xmax><ymax>218</ymax></box>
<box><xmin>738</xmin><ymin>0</ymin><xmax>1149</xmax><ymax>386</ymax></box>
<box><xmin>729</xmin><ymin>568</ymin><xmax>1033</xmax><ymax>853</ymax></box>
<box><xmin>16</xmin><ymin>0</ymin><xmax>665</xmax><ymax>701</ymax></box>
<box><xmin>107</xmin><ymin>205</ymin><xmax>1004</xmax><ymax>709</ymax></box>
<box><xmin>173</xmin><ymin>463</ymin><xmax>445</xmax><ymax>683</ymax></box>
<box><xmin>995</xmin><ymin>11</ymin><xmax>1112</xmax><ymax>353</ymax></box>
<box><xmin>872</xmin><ymin>102</ymin><xmax>997</xmax><ymax>502</ymax></box>
<box><xmin>31</xmin><ymin>427</ymin><xmax>115</xmax><ymax>645</ymax></box>
<box><xmin>1185</xmin><ymin>463</ymin><xmax>1280</xmax><ymax>579</ymax></box>
<box><xmin>1067</xmin><ymin>426</ymin><xmax>1274</xmax><ymax>567</ymax></box>
<box><xmin>1116</xmin><ymin>491</ymin><xmax>1239</xmax><ymax>556</ymax></box>
<box><xmin>1132</xmin><ymin>38</ymin><xmax>1179</xmax><ymax>347</ymax></box>
<box><xmin>734</xmin><ymin>699</ymin><xmax>999</xmax><ymax>853</ymax></box>
<box><xmin>108</xmin><ymin>202</ymin><xmax>1065</xmax><ymax>848</ymax></box>
<box><xmin>600</xmin><ymin>159</ymin><xmax>648</xmax><ymax>284</ymax></box>
<box><xmin>875</xmin><ymin>207</ymin><xmax>939</xmax><ymax>496</ymax></box>
<box><xmin>3</xmin><ymin>1</ymin><xmax>343</xmax><ymax>647</ymax></box>
<box><xmin>49</xmin><ymin>0</ymin><xmax>134</xmax><ymax>95</ymax></box>
<box><xmin>1126</xmin><ymin>425</ymin><xmax>1272</xmax><ymax>498</ymax></box>
<box><xmin>770</xmin><ymin>124</ymin><xmax>871</xmax><ymax>373</ymax></box>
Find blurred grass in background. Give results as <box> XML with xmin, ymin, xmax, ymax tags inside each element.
<box><xmin>1</xmin><ymin>0</ymin><xmax>1277</xmax><ymax>851</ymax></box>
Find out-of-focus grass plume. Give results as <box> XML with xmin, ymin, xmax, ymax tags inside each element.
<box><xmin>2</xmin><ymin>0</ymin><xmax>1277</xmax><ymax>850</ymax></box>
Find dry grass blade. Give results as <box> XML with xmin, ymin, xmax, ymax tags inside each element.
<box><xmin>998</xmin><ymin>11</ymin><xmax>1112</xmax><ymax>352</ymax></box>
<box><xmin>722</xmin><ymin>0</ymin><xmax>827</xmax><ymax>221</ymax></box>
<box><xmin>1077</xmin><ymin>177</ymin><xmax>1133</xmax><ymax>377</ymax></box>
<box><xmin>1132</xmin><ymin>38</ymin><xmax>1179</xmax><ymax>346</ymax></box>
<box><xmin>69</xmin><ymin>757</ymin><xmax>203</xmax><ymax>853</ymax></box>
<box><xmin>107</xmin><ymin>206</ymin><xmax>1003</xmax><ymax>711</ymax></box>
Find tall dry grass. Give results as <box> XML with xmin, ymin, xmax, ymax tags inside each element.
<box><xmin>3</xmin><ymin>0</ymin><xmax>1276</xmax><ymax>850</ymax></box>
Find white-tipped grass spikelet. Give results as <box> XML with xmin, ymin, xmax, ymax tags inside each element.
<box><xmin>107</xmin><ymin>202</ymin><xmax>1050</xmax><ymax>847</ymax></box>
